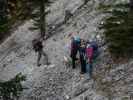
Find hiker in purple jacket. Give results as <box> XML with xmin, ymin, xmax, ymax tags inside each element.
<box><xmin>70</xmin><ymin>37</ymin><xmax>80</xmax><ymax>69</ymax></box>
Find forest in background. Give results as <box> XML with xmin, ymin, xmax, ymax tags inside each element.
<box><xmin>99</xmin><ymin>0</ymin><xmax>133</xmax><ymax>59</ymax></box>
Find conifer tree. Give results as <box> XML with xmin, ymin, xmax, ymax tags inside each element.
<box><xmin>130</xmin><ymin>0</ymin><xmax>133</xmax><ymax>8</ymax></box>
<box><xmin>0</xmin><ymin>0</ymin><xmax>8</xmax><ymax>41</ymax></box>
<box><xmin>99</xmin><ymin>1</ymin><xmax>133</xmax><ymax>58</ymax></box>
<box><xmin>31</xmin><ymin>0</ymin><xmax>52</xmax><ymax>39</ymax></box>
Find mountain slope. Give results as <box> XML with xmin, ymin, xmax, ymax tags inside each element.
<box><xmin>0</xmin><ymin>0</ymin><xmax>132</xmax><ymax>100</ymax></box>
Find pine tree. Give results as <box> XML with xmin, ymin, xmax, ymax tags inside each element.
<box><xmin>99</xmin><ymin>1</ymin><xmax>133</xmax><ymax>58</ymax></box>
<box><xmin>130</xmin><ymin>0</ymin><xmax>133</xmax><ymax>9</ymax></box>
<box><xmin>0</xmin><ymin>0</ymin><xmax>8</xmax><ymax>41</ymax></box>
<box><xmin>31</xmin><ymin>0</ymin><xmax>52</xmax><ymax>39</ymax></box>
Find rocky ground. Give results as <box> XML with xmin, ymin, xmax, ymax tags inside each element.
<box><xmin>0</xmin><ymin>0</ymin><xmax>133</xmax><ymax>100</ymax></box>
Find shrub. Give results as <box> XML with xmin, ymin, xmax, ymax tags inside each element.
<box><xmin>0</xmin><ymin>73</ymin><xmax>26</xmax><ymax>100</ymax></box>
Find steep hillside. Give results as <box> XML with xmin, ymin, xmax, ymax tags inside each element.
<box><xmin>0</xmin><ymin>0</ymin><xmax>132</xmax><ymax>100</ymax></box>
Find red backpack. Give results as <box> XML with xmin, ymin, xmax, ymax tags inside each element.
<box><xmin>86</xmin><ymin>44</ymin><xmax>93</xmax><ymax>63</ymax></box>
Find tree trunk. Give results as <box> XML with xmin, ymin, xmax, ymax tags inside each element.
<box><xmin>40</xmin><ymin>0</ymin><xmax>45</xmax><ymax>39</ymax></box>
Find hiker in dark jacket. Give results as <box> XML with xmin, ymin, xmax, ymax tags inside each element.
<box><xmin>70</xmin><ymin>37</ymin><xmax>80</xmax><ymax>69</ymax></box>
<box><xmin>79</xmin><ymin>39</ymin><xmax>86</xmax><ymax>74</ymax></box>
<box><xmin>90</xmin><ymin>40</ymin><xmax>99</xmax><ymax>60</ymax></box>
<box><xmin>32</xmin><ymin>39</ymin><xmax>47</xmax><ymax>66</ymax></box>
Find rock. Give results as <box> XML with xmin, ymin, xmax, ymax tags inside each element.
<box><xmin>65</xmin><ymin>95</ymin><xmax>70</xmax><ymax>100</ymax></box>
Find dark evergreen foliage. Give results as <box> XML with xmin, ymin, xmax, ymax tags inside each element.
<box><xmin>0</xmin><ymin>0</ymin><xmax>33</xmax><ymax>42</ymax></box>
<box><xmin>31</xmin><ymin>0</ymin><xmax>52</xmax><ymax>38</ymax></box>
<box><xmin>0</xmin><ymin>73</ymin><xmax>26</xmax><ymax>100</ymax></box>
<box><xmin>0</xmin><ymin>0</ymin><xmax>9</xmax><ymax>42</ymax></box>
<box><xmin>99</xmin><ymin>2</ymin><xmax>133</xmax><ymax>58</ymax></box>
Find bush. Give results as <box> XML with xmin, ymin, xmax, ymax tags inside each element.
<box><xmin>0</xmin><ymin>73</ymin><xmax>26</xmax><ymax>100</ymax></box>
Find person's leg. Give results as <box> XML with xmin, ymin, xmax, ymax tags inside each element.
<box><xmin>80</xmin><ymin>56</ymin><xmax>85</xmax><ymax>74</ymax></box>
<box><xmin>41</xmin><ymin>50</ymin><xmax>50</xmax><ymax>65</ymax></box>
<box><xmin>72</xmin><ymin>55</ymin><xmax>76</xmax><ymax>69</ymax></box>
<box><xmin>86</xmin><ymin>62</ymin><xmax>90</xmax><ymax>73</ymax></box>
<box><xmin>83</xmin><ymin>60</ymin><xmax>86</xmax><ymax>73</ymax></box>
<box><xmin>37</xmin><ymin>51</ymin><xmax>42</xmax><ymax>66</ymax></box>
<box><xmin>41</xmin><ymin>50</ymin><xmax>47</xmax><ymax>56</ymax></box>
<box><xmin>89</xmin><ymin>62</ymin><xmax>93</xmax><ymax>77</ymax></box>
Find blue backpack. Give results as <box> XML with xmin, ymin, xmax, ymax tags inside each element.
<box><xmin>90</xmin><ymin>41</ymin><xmax>99</xmax><ymax>59</ymax></box>
<box><xmin>90</xmin><ymin>41</ymin><xmax>98</xmax><ymax>52</ymax></box>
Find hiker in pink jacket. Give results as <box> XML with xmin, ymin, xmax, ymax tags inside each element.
<box><xmin>86</xmin><ymin>43</ymin><xmax>94</xmax><ymax>77</ymax></box>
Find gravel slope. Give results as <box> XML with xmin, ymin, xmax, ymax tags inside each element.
<box><xmin>0</xmin><ymin>0</ymin><xmax>132</xmax><ymax>100</ymax></box>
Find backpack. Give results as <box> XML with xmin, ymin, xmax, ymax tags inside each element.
<box><xmin>90</xmin><ymin>41</ymin><xmax>98</xmax><ymax>52</ymax></box>
<box><xmin>90</xmin><ymin>41</ymin><xmax>100</xmax><ymax>59</ymax></box>
<box><xmin>32</xmin><ymin>39</ymin><xmax>43</xmax><ymax>52</ymax></box>
<box><xmin>86</xmin><ymin>44</ymin><xmax>94</xmax><ymax>63</ymax></box>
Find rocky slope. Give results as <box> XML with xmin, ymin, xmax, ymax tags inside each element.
<box><xmin>0</xmin><ymin>0</ymin><xmax>132</xmax><ymax>100</ymax></box>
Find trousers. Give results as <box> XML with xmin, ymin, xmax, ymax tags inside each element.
<box><xmin>86</xmin><ymin>62</ymin><xmax>93</xmax><ymax>77</ymax></box>
<box><xmin>37</xmin><ymin>50</ymin><xmax>48</xmax><ymax>66</ymax></box>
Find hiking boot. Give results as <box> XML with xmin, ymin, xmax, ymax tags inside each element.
<box><xmin>80</xmin><ymin>74</ymin><xmax>84</xmax><ymax>80</ymax></box>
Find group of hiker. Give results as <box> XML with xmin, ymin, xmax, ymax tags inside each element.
<box><xmin>70</xmin><ymin>36</ymin><xmax>99</xmax><ymax>78</ymax></box>
<box><xmin>32</xmin><ymin>34</ymin><xmax>99</xmax><ymax>79</ymax></box>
